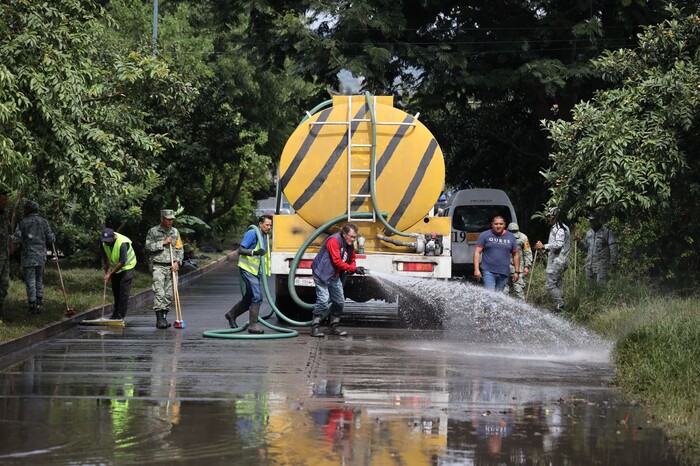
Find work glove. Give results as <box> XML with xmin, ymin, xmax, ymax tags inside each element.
<box><xmin>355</xmin><ymin>266</ymin><xmax>366</xmax><ymax>275</ymax></box>
<box><xmin>253</xmin><ymin>248</ymin><xmax>266</xmax><ymax>256</ymax></box>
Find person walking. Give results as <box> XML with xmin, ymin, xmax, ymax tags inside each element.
<box><xmin>473</xmin><ymin>216</ymin><xmax>520</xmax><ymax>292</ymax></box>
<box><xmin>310</xmin><ymin>223</ymin><xmax>365</xmax><ymax>338</ymax></box>
<box><xmin>575</xmin><ymin>214</ymin><xmax>618</xmax><ymax>286</ymax></box>
<box><xmin>13</xmin><ymin>200</ymin><xmax>56</xmax><ymax>314</ymax></box>
<box><xmin>535</xmin><ymin>207</ymin><xmax>571</xmax><ymax>312</ymax></box>
<box><xmin>145</xmin><ymin>209</ymin><xmax>183</xmax><ymax>329</ymax></box>
<box><xmin>100</xmin><ymin>228</ymin><xmax>137</xmax><ymax>320</ymax></box>
<box><xmin>505</xmin><ymin>222</ymin><xmax>533</xmax><ymax>300</ymax></box>
<box><xmin>0</xmin><ymin>188</ymin><xmax>12</xmax><ymax>322</ymax></box>
<box><xmin>224</xmin><ymin>214</ymin><xmax>273</xmax><ymax>334</ymax></box>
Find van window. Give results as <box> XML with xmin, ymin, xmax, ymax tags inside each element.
<box><xmin>452</xmin><ymin>205</ymin><xmax>513</xmax><ymax>233</ymax></box>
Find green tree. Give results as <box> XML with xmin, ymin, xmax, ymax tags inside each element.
<box><xmin>543</xmin><ymin>6</ymin><xmax>700</xmax><ymax>280</ymax></box>
<box><xmin>0</xmin><ymin>0</ymin><xmax>194</xmax><ymax>250</ymax></box>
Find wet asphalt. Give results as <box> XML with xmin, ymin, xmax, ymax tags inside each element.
<box><xmin>0</xmin><ymin>261</ymin><xmax>682</xmax><ymax>465</ymax></box>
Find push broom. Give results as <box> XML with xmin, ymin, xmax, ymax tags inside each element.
<box><xmin>80</xmin><ymin>279</ymin><xmax>126</xmax><ymax>327</ymax></box>
<box><xmin>52</xmin><ymin>243</ymin><xmax>76</xmax><ymax>317</ymax></box>
<box><xmin>170</xmin><ymin>243</ymin><xmax>186</xmax><ymax>329</ymax></box>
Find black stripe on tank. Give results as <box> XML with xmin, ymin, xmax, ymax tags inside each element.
<box><xmin>387</xmin><ymin>138</ymin><xmax>438</xmax><ymax>228</ymax></box>
<box><xmin>280</xmin><ymin>108</ymin><xmax>333</xmax><ymax>193</ymax></box>
<box><xmin>292</xmin><ymin>104</ymin><xmax>369</xmax><ymax>211</ymax></box>
<box><xmin>350</xmin><ymin>114</ymin><xmax>415</xmax><ymax>212</ymax></box>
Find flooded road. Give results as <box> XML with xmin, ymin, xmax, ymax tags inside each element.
<box><xmin>0</xmin><ymin>262</ymin><xmax>680</xmax><ymax>465</ymax></box>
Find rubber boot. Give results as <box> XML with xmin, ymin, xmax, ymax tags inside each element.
<box><xmin>310</xmin><ymin>317</ymin><xmax>325</xmax><ymax>338</ymax></box>
<box><xmin>328</xmin><ymin>316</ymin><xmax>348</xmax><ymax>336</ymax></box>
<box><xmin>247</xmin><ymin>304</ymin><xmax>264</xmax><ymax>334</ymax></box>
<box><xmin>225</xmin><ymin>301</ymin><xmax>245</xmax><ymax>328</ymax></box>
<box><xmin>36</xmin><ymin>297</ymin><xmax>43</xmax><ymax>314</ymax></box>
<box><xmin>155</xmin><ymin>310</ymin><xmax>171</xmax><ymax>329</ymax></box>
<box><xmin>28</xmin><ymin>301</ymin><xmax>36</xmax><ymax>314</ymax></box>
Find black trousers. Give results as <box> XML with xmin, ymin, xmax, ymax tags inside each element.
<box><xmin>111</xmin><ymin>269</ymin><xmax>134</xmax><ymax>318</ymax></box>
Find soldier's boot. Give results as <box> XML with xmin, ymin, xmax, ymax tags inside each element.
<box><xmin>328</xmin><ymin>316</ymin><xmax>348</xmax><ymax>336</ymax></box>
<box><xmin>155</xmin><ymin>310</ymin><xmax>171</xmax><ymax>329</ymax></box>
<box><xmin>36</xmin><ymin>297</ymin><xmax>43</xmax><ymax>314</ymax></box>
<box><xmin>28</xmin><ymin>301</ymin><xmax>37</xmax><ymax>314</ymax></box>
<box><xmin>247</xmin><ymin>304</ymin><xmax>264</xmax><ymax>334</ymax></box>
<box><xmin>310</xmin><ymin>317</ymin><xmax>325</xmax><ymax>338</ymax></box>
<box><xmin>224</xmin><ymin>301</ymin><xmax>245</xmax><ymax>328</ymax></box>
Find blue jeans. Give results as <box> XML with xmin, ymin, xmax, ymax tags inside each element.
<box><xmin>482</xmin><ymin>270</ymin><xmax>509</xmax><ymax>292</ymax></box>
<box><xmin>313</xmin><ymin>274</ymin><xmax>345</xmax><ymax>318</ymax></box>
<box><xmin>240</xmin><ymin>269</ymin><xmax>263</xmax><ymax>308</ymax></box>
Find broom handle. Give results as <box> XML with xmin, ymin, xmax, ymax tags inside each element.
<box><xmin>169</xmin><ymin>243</ymin><xmax>182</xmax><ymax>320</ymax></box>
<box><xmin>52</xmin><ymin>243</ymin><xmax>70</xmax><ymax>309</ymax></box>
<box><xmin>525</xmin><ymin>249</ymin><xmax>538</xmax><ymax>303</ymax></box>
<box><xmin>102</xmin><ymin>279</ymin><xmax>107</xmax><ymax>319</ymax></box>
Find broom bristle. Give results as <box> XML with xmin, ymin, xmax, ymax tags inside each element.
<box><xmin>80</xmin><ymin>318</ymin><xmax>125</xmax><ymax>328</ymax></box>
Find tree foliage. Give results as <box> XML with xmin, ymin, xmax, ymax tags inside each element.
<box><xmin>543</xmin><ymin>6</ymin><xmax>700</xmax><ymax>279</ymax></box>
<box><xmin>0</xmin><ymin>0</ymin><xmax>194</xmax><ymax>249</ymax></box>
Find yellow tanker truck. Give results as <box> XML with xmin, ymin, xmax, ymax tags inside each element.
<box><xmin>271</xmin><ymin>94</ymin><xmax>451</xmax><ymax>325</ymax></box>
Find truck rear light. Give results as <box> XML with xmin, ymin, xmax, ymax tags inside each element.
<box><xmin>397</xmin><ymin>262</ymin><xmax>434</xmax><ymax>272</ymax></box>
<box><xmin>288</xmin><ymin>259</ymin><xmax>314</xmax><ymax>269</ymax></box>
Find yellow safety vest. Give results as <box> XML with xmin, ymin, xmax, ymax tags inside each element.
<box><xmin>103</xmin><ymin>232</ymin><xmax>137</xmax><ymax>273</ymax></box>
<box><xmin>238</xmin><ymin>235</ymin><xmax>271</xmax><ymax>276</ymax></box>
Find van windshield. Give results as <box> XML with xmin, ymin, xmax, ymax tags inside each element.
<box><xmin>451</xmin><ymin>205</ymin><xmax>513</xmax><ymax>233</ymax></box>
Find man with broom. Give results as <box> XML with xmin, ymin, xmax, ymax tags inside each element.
<box><xmin>101</xmin><ymin>228</ymin><xmax>137</xmax><ymax>321</ymax></box>
<box><xmin>145</xmin><ymin>209</ymin><xmax>183</xmax><ymax>329</ymax></box>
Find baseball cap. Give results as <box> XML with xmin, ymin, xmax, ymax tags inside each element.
<box><xmin>101</xmin><ymin>228</ymin><xmax>115</xmax><ymax>242</ymax></box>
<box><xmin>161</xmin><ymin>209</ymin><xmax>175</xmax><ymax>219</ymax></box>
<box><xmin>507</xmin><ymin>222</ymin><xmax>519</xmax><ymax>232</ymax></box>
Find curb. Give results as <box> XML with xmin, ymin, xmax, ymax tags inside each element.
<box><xmin>0</xmin><ymin>251</ymin><xmax>237</xmax><ymax>358</ymax></box>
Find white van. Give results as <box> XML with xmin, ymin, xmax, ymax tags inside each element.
<box><xmin>441</xmin><ymin>189</ymin><xmax>518</xmax><ymax>276</ymax></box>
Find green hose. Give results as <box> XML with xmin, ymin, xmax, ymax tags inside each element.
<box><xmin>203</xmin><ymin>224</ymin><xmax>298</xmax><ymax>339</ymax></box>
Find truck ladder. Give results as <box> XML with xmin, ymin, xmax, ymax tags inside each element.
<box><xmin>346</xmin><ymin>94</ymin><xmax>376</xmax><ymax>223</ymax></box>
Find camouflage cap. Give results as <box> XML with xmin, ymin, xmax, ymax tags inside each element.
<box><xmin>546</xmin><ymin>206</ymin><xmax>560</xmax><ymax>217</ymax></box>
<box><xmin>507</xmin><ymin>222</ymin><xmax>519</xmax><ymax>232</ymax></box>
<box><xmin>160</xmin><ymin>209</ymin><xmax>175</xmax><ymax>219</ymax></box>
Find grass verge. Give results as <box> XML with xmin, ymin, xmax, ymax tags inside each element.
<box><xmin>0</xmin><ymin>250</ymin><xmax>232</xmax><ymax>343</ymax></box>
<box><xmin>523</xmin><ymin>262</ymin><xmax>699</xmax><ymax>464</ymax></box>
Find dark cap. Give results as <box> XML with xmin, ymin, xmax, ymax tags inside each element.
<box><xmin>101</xmin><ymin>228</ymin><xmax>115</xmax><ymax>243</ymax></box>
<box><xmin>24</xmin><ymin>200</ymin><xmax>39</xmax><ymax>210</ymax></box>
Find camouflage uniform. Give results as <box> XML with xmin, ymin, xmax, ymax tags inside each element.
<box><xmin>505</xmin><ymin>224</ymin><xmax>533</xmax><ymax>300</ymax></box>
<box><xmin>145</xmin><ymin>212</ymin><xmax>183</xmax><ymax>328</ymax></box>
<box><xmin>578</xmin><ymin>224</ymin><xmax>618</xmax><ymax>285</ymax></box>
<box><xmin>13</xmin><ymin>204</ymin><xmax>56</xmax><ymax>312</ymax></box>
<box><xmin>0</xmin><ymin>201</ymin><xmax>9</xmax><ymax>318</ymax></box>
<box><xmin>543</xmin><ymin>222</ymin><xmax>570</xmax><ymax>311</ymax></box>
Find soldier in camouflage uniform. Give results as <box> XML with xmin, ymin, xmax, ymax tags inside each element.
<box><xmin>145</xmin><ymin>209</ymin><xmax>183</xmax><ymax>329</ymax></box>
<box><xmin>13</xmin><ymin>200</ymin><xmax>56</xmax><ymax>313</ymax></box>
<box><xmin>504</xmin><ymin>222</ymin><xmax>533</xmax><ymax>300</ymax></box>
<box><xmin>0</xmin><ymin>188</ymin><xmax>11</xmax><ymax>321</ymax></box>
<box><xmin>535</xmin><ymin>207</ymin><xmax>570</xmax><ymax>312</ymax></box>
<box><xmin>575</xmin><ymin>214</ymin><xmax>618</xmax><ymax>286</ymax></box>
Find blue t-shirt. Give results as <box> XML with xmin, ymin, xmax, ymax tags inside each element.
<box><xmin>476</xmin><ymin>229</ymin><xmax>517</xmax><ymax>276</ymax></box>
<box><xmin>240</xmin><ymin>229</ymin><xmax>268</xmax><ymax>250</ymax></box>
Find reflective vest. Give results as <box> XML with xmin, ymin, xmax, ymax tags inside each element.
<box><xmin>238</xmin><ymin>233</ymin><xmax>271</xmax><ymax>277</ymax></box>
<box><xmin>103</xmin><ymin>232</ymin><xmax>137</xmax><ymax>273</ymax></box>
